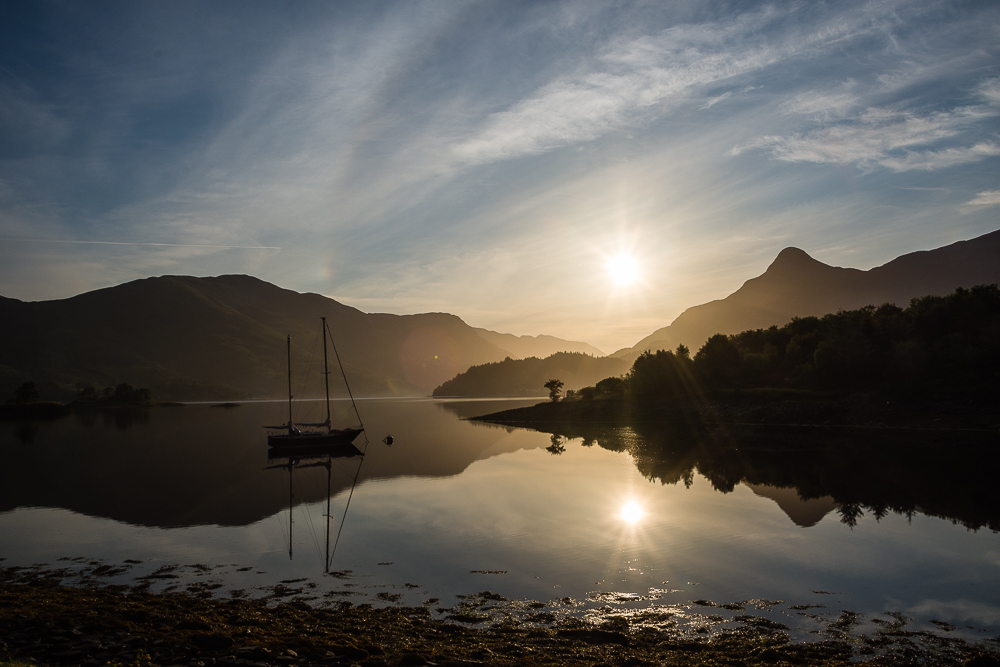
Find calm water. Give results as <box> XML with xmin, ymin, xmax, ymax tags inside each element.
<box><xmin>1</xmin><ymin>398</ymin><xmax>998</xmax><ymax>643</ymax></box>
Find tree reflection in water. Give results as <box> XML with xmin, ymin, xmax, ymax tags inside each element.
<box><xmin>523</xmin><ymin>421</ymin><xmax>1000</xmax><ymax>531</ymax></box>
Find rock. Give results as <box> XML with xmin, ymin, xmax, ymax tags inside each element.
<box><xmin>966</xmin><ymin>654</ymin><xmax>1000</xmax><ymax>667</ymax></box>
<box><xmin>192</xmin><ymin>635</ymin><xmax>235</xmax><ymax>650</ymax></box>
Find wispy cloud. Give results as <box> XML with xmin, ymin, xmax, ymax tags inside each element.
<box><xmin>1</xmin><ymin>237</ymin><xmax>280</xmax><ymax>250</ymax></box>
<box><xmin>700</xmin><ymin>91</ymin><xmax>732</xmax><ymax>110</ymax></box>
<box><xmin>964</xmin><ymin>190</ymin><xmax>1000</xmax><ymax>207</ymax></box>
<box><xmin>782</xmin><ymin>87</ymin><xmax>859</xmax><ymax>121</ymax></box>
<box><xmin>735</xmin><ymin>105</ymin><xmax>1000</xmax><ymax>172</ymax></box>
<box><xmin>980</xmin><ymin>78</ymin><xmax>1000</xmax><ymax>105</ymax></box>
<box><xmin>449</xmin><ymin>5</ymin><xmax>893</xmax><ymax>165</ymax></box>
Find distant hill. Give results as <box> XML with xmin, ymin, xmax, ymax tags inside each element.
<box><xmin>432</xmin><ymin>352</ymin><xmax>629</xmax><ymax>397</ymax></box>
<box><xmin>0</xmin><ymin>275</ymin><xmax>526</xmax><ymax>401</ymax></box>
<box><xmin>474</xmin><ymin>328</ymin><xmax>604</xmax><ymax>358</ymax></box>
<box><xmin>615</xmin><ymin>228</ymin><xmax>1000</xmax><ymax>360</ymax></box>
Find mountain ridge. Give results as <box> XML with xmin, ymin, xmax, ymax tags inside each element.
<box><xmin>0</xmin><ymin>274</ymin><xmax>599</xmax><ymax>401</ymax></box>
<box><xmin>616</xmin><ymin>228</ymin><xmax>1000</xmax><ymax>359</ymax></box>
<box><xmin>474</xmin><ymin>328</ymin><xmax>605</xmax><ymax>358</ymax></box>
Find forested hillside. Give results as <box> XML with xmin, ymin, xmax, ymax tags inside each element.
<box><xmin>589</xmin><ymin>285</ymin><xmax>1000</xmax><ymax>401</ymax></box>
<box><xmin>432</xmin><ymin>352</ymin><xmax>629</xmax><ymax>397</ymax></box>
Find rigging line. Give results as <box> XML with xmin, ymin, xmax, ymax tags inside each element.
<box><xmin>300</xmin><ymin>465</ymin><xmax>327</xmax><ymax>560</ymax></box>
<box><xmin>329</xmin><ymin>437</ymin><xmax>370</xmax><ymax>569</ymax></box>
<box><xmin>275</xmin><ymin>468</ymin><xmax>290</xmax><ymax>544</ymax></box>
<box><xmin>325</xmin><ymin>320</ymin><xmax>365</xmax><ymax>430</ymax></box>
<box><xmin>276</xmin><ymin>508</ymin><xmax>288</xmax><ymax>545</ymax></box>
<box><xmin>302</xmin><ymin>492</ymin><xmax>323</xmax><ymax>562</ymax></box>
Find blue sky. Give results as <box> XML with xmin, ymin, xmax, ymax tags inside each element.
<box><xmin>1</xmin><ymin>1</ymin><xmax>999</xmax><ymax>352</ymax></box>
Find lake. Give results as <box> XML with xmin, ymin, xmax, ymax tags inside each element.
<box><xmin>1</xmin><ymin>398</ymin><xmax>998</xmax><ymax>645</ymax></box>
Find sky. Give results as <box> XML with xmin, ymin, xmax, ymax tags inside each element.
<box><xmin>1</xmin><ymin>0</ymin><xmax>999</xmax><ymax>353</ymax></box>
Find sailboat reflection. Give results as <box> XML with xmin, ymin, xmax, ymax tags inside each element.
<box><xmin>265</xmin><ymin>441</ymin><xmax>364</xmax><ymax>573</ymax></box>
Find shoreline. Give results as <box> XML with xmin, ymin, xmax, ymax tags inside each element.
<box><xmin>470</xmin><ymin>393</ymin><xmax>1000</xmax><ymax>433</ymax></box>
<box><xmin>0</xmin><ymin>402</ymin><xmax>185</xmax><ymax>421</ymax></box>
<box><xmin>2</xmin><ymin>571</ymin><xmax>999</xmax><ymax>667</ymax></box>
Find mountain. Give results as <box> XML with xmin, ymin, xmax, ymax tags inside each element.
<box><xmin>474</xmin><ymin>328</ymin><xmax>605</xmax><ymax>358</ymax></box>
<box><xmin>616</xmin><ymin>228</ymin><xmax>1000</xmax><ymax>359</ymax></box>
<box><xmin>0</xmin><ymin>275</ymin><xmax>522</xmax><ymax>401</ymax></box>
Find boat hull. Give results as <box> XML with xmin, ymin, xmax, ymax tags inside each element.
<box><xmin>267</xmin><ymin>428</ymin><xmax>363</xmax><ymax>448</ymax></box>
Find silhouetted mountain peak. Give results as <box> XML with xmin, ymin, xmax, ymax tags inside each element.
<box><xmin>761</xmin><ymin>247</ymin><xmax>829</xmax><ymax>279</ymax></box>
<box><xmin>618</xmin><ymin>228</ymin><xmax>1000</xmax><ymax>360</ymax></box>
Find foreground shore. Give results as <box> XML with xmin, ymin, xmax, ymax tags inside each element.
<box><xmin>2</xmin><ymin>577</ymin><xmax>999</xmax><ymax>667</ymax></box>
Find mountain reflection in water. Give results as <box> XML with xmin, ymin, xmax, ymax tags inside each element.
<box><xmin>0</xmin><ymin>399</ymin><xmax>548</xmax><ymax>527</ymax></box>
<box><xmin>506</xmin><ymin>419</ymin><xmax>1000</xmax><ymax>532</ymax></box>
<box><xmin>2</xmin><ymin>397</ymin><xmax>1000</xmax><ymax>641</ymax></box>
<box><xmin>1</xmin><ymin>399</ymin><xmax>997</xmax><ymax>533</ymax></box>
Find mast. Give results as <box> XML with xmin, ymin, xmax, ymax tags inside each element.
<box><xmin>286</xmin><ymin>335</ymin><xmax>293</xmax><ymax>433</ymax></box>
<box><xmin>321</xmin><ymin>317</ymin><xmax>332</xmax><ymax>433</ymax></box>
<box><xmin>326</xmin><ymin>319</ymin><xmax>365</xmax><ymax>431</ymax></box>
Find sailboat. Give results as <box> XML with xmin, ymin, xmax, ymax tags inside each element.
<box><xmin>266</xmin><ymin>316</ymin><xmax>365</xmax><ymax>454</ymax></box>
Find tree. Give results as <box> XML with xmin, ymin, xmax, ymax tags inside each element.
<box><xmin>76</xmin><ymin>386</ymin><xmax>98</xmax><ymax>401</ymax></box>
<box><xmin>628</xmin><ymin>349</ymin><xmax>693</xmax><ymax>398</ymax></box>
<box><xmin>110</xmin><ymin>383</ymin><xmax>152</xmax><ymax>404</ymax></box>
<box><xmin>595</xmin><ymin>376</ymin><xmax>625</xmax><ymax>398</ymax></box>
<box><xmin>11</xmin><ymin>381</ymin><xmax>39</xmax><ymax>404</ymax></box>
<box><xmin>694</xmin><ymin>334</ymin><xmax>741</xmax><ymax>388</ymax></box>
<box><xmin>544</xmin><ymin>378</ymin><xmax>564</xmax><ymax>402</ymax></box>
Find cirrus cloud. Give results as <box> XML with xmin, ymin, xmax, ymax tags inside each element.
<box><xmin>964</xmin><ymin>190</ymin><xmax>1000</xmax><ymax>207</ymax></box>
<box><xmin>735</xmin><ymin>105</ymin><xmax>1000</xmax><ymax>172</ymax></box>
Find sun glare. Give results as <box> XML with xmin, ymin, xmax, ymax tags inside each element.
<box><xmin>620</xmin><ymin>500</ymin><xmax>644</xmax><ymax>524</ymax></box>
<box><xmin>607</xmin><ymin>253</ymin><xmax>640</xmax><ymax>287</ymax></box>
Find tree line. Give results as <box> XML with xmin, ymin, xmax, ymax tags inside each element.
<box><xmin>555</xmin><ymin>285</ymin><xmax>1000</xmax><ymax>402</ymax></box>
<box><xmin>5</xmin><ymin>381</ymin><xmax>152</xmax><ymax>406</ymax></box>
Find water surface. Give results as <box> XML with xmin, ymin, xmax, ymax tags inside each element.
<box><xmin>1</xmin><ymin>398</ymin><xmax>998</xmax><ymax>643</ymax></box>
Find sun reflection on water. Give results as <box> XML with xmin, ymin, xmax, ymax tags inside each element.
<box><xmin>620</xmin><ymin>500</ymin><xmax>644</xmax><ymax>524</ymax></box>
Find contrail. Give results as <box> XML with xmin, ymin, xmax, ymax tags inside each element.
<box><xmin>1</xmin><ymin>237</ymin><xmax>281</xmax><ymax>250</ymax></box>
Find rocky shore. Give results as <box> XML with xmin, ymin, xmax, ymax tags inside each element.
<box><xmin>3</xmin><ymin>576</ymin><xmax>1000</xmax><ymax>667</ymax></box>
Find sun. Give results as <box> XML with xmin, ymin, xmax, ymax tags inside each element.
<box><xmin>620</xmin><ymin>500</ymin><xmax>644</xmax><ymax>524</ymax></box>
<box><xmin>607</xmin><ymin>253</ymin><xmax>640</xmax><ymax>287</ymax></box>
